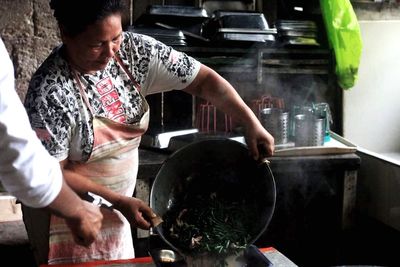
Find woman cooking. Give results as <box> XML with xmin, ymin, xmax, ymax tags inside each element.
<box><xmin>23</xmin><ymin>0</ymin><xmax>275</xmax><ymax>265</ymax></box>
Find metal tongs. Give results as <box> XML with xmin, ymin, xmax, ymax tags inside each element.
<box><xmin>82</xmin><ymin>192</ymin><xmax>114</xmax><ymax>210</ymax></box>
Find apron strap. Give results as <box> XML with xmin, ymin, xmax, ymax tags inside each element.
<box><xmin>73</xmin><ymin>71</ymin><xmax>96</xmax><ymax>115</ymax></box>
<box><xmin>72</xmin><ymin>56</ymin><xmax>144</xmax><ymax>116</ymax></box>
<box><xmin>114</xmin><ymin>55</ymin><xmax>142</xmax><ymax>92</ymax></box>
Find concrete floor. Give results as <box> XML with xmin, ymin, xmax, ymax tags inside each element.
<box><xmin>0</xmin><ymin>220</ymin><xmax>36</xmax><ymax>266</ymax></box>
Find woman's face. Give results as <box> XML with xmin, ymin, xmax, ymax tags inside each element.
<box><xmin>63</xmin><ymin>13</ymin><xmax>123</xmax><ymax>74</ymax></box>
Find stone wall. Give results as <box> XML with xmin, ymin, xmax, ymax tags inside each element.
<box><xmin>0</xmin><ymin>0</ymin><xmax>131</xmax><ymax>101</ymax></box>
<box><xmin>0</xmin><ymin>0</ymin><xmax>58</xmax><ymax>100</ymax></box>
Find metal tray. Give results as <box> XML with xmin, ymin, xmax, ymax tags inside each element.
<box><xmin>128</xmin><ymin>26</ymin><xmax>186</xmax><ymax>40</ymax></box>
<box><xmin>218</xmin><ymin>28</ymin><xmax>277</xmax><ymax>35</ymax></box>
<box><xmin>215</xmin><ymin>32</ymin><xmax>275</xmax><ymax>43</ymax></box>
<box><xmin>147</xmin><ymin>5</ymin><xmax>208</xmax><ymax>18</ymax></box>
<box><xmin>215</xmin><ymin>12</ymin><xmax>269</xmax><ymax>30</ymax></box>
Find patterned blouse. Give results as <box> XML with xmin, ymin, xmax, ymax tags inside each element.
<box><xmin>24</xmin><ymin>32</ymin><xmax>200</xmax><ymax>162</ymax></box>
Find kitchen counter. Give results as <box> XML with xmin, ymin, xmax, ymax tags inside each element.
<box><xmin>137</xmin><ymin>145</ymin><xmax>360</xmax><ymax>181</ymax></box>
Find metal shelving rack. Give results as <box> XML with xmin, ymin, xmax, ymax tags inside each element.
<box><xmin>174</xmin><ymin>45</ymin><xmax>334</xmax><ymax>83</ymax></box>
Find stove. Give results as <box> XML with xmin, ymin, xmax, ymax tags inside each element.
<box><xmin>148</xmin><ymin>234</ymin><xmax>274</xmax><ymax>267</ymax></box>
<box><xmin>140</xmin><ymin>130</ymin><xmax>246</xmax><ymax>152</ymax></box>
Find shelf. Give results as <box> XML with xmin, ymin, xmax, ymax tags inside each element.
<box><xmin>175</xmin><ymin>45</ymin><xmax>333</xmax><ymax>79</ymax></box>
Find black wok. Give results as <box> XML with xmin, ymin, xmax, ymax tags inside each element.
<box><xmin>149</xmin><ymin>138</ymin><xmax>276</xmax><ymax>258</ymax></box>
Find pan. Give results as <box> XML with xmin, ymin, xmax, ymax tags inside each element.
<box><xmin>149</xmin><ymin>138</ymin><xmax>276</xmax><ymax>261</ymax></box>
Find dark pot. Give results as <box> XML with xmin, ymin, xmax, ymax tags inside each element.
<box><xmin>150</xmin><ymin>138</ymin><xmax>276</xmax><ymax>258</ymax></box>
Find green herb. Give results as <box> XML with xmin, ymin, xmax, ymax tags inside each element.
<box><xmin>162</xmin><ymin>173</ymin><xmax>259</xmax><ymax>259</ymax></box>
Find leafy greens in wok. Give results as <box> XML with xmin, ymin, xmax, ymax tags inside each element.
<box><xmin>161</xmin><ymin>164</ymin><xmax>261</xmax><ymax>257</ymax></box>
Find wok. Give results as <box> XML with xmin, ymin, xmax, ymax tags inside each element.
<box><xmin>150</xmin><ymin>138</ymin><xmax>276</xmax><ymax>259</ymax></box>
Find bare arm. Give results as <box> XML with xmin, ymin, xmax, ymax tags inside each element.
<box><xmin>183</xmin><ymin>64</ymin><xmax>275</xmax><ymax>159</ymax></box>
<box><xmin>60</xmin><ymin>159</ymin><xmax>156</xmax><ymax>229</ymax></box>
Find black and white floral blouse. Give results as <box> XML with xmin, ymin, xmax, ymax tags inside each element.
<box><xmin>24</xmin><ymin>32</ymin><xmax>200</xmax><ymax>162</ymax></box>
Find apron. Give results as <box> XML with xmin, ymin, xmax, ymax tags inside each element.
<box><xmin>47</xmin><ymin>56</ymin><xmax>149</xmax><ymax>265</ymax></box>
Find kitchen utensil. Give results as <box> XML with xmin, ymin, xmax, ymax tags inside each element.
<box><xmin>313</xmin><ymin>102</ymin><xmax>333</xmax><ymax>142</ymax></box>
<box><xmin>197</xmin><ymin>101</ymin><xmax>216</xmax><ymax>133</ymax></box>
<box><xmin>294</xmin><ymin>114</ymin><xmax>324</xmax><ymax>147</ymax></box>
<box><xmin>195</xmin><ymin>101</ymin><xmax>233</xmax><ymax>133</ymax></box>
<box><xmin>155</xmin><ymin>22</ymin><xmax>210</xmax><ymax>43</ymax></box>
<box><xmin>260</xmin><ymin>108</ymin><xmax>289</xmax><ymax>145</ymax></box>
<box><xmin>150</xmin><ymin>138</ymin><xmax>276</xmax><ymax>261</ymax></box>
<box><xmin>127</xmin><ymin>25</ymin><xmax>187</xmax><ymax>46</ymax></box>
<box><xmin>135</xmin><ymin>5</ymin><xmax>210</xmax><ymax>46</ymax></box>
<box><xmin>201</xmin><ymin>11</ymin><xmax>276</xmax><ymax>45</ymax></box>
<box><xmin>275</xmin><ymin>19</ymin><xmax>320</xmax><ymax>47</ymax></box>
<box><xmin>289</xmin><ymin>105</ymin><xmax>313</xmax><ymax>139</ymax></box>
<box><xmin>82</xmin><ymin>192</ymin><xmax>113</xmax><ymax>210</ymax></box>
<box><xmin>251</xmin><ymin>95</ymin><xmax>272</xmax><ymax>119</ymax></box>
<box><xmin>147</xmin><ymin>5</ymin><xmax>208</xmax><ymax>18</ymax></box>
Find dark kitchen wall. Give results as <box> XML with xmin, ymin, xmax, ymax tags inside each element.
<box><xmin>130</xmin><ymin>1</ymin><xmax>400</xmax><ymax>136</ymax></box>
<box><xmin>131</xmin><ymin>0</ymin><xmax>343</xmax><ymax>134</ymax></box>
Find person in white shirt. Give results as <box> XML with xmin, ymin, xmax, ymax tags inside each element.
<box><xmin>0</xmin><ymin>37</ymin><xmax>103</xmax><ymax>247</ymax></box>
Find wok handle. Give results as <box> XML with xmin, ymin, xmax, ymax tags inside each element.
<box><xmin>261</xmin><ymin>158</ymin><xmax>271</xmax><ymax>165</ymax></box>
<box><xmin>257</xmin><ymin>144</ymin><xmax>271</xmax><ymax>165</ymax></box>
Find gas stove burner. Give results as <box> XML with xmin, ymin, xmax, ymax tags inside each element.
<box><xmin>149</xmin><ymin>235</ymin><xmax>273</xmax><ymax>267</ymax></box>
<box><xmin>149</xmin><ymin>248</ymin><xmax>186</xmax><ymax>267</ymax></box>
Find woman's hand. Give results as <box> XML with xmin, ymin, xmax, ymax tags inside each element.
<box><xmin>183</xmin><ymin>64</ymin><xmax>275</xmax><ymax>160</ymax></box>
<box><xmin>114</xmin><ymin>196</ymin><xmax>156</xmax><ymax>230</ymax></box>
<box><xmin>244</xmin><ymin>120</ymin><xmax>275</xmax><ymax>161</ymax></box>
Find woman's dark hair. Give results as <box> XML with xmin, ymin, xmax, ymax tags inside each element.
<box><xmin>49</xmin><ymin>0</ymin><xmax>125</xmax><ymax>37</ymax></box>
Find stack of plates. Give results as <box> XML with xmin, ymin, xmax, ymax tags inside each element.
<box><xmin>275</xmin><ymin>20</ymin><xmax>320</xmax><ymax>46</ymax></box>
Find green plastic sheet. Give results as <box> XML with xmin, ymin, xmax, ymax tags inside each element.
<box><xmin>320</xmin><ymin>0</ymin><xmax>363</xmax><ymax>89</ymax></box>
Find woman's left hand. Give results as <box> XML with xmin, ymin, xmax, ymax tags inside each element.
<box><xmin>183</xmin><ymin>65</ymin><xmax>275</xmax><ymax>160</ymax></box>
<box><xmin>244</xmin><ymin>120</ymin><xmax>275</xmax><ymax>161</ymax></box>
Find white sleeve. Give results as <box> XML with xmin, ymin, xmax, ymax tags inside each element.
<box><xmin>0</xmin><ymin>38</ymin><xmax>62</xmax><ymax>208</ymax></box>
<box><xmin>136</xmin><ymin>35</ymin><xmax>201</xmax><ymax>96</ymax></box>
<box><xmin>144</xmin><ymin>47</ymin><xmax>201</xmax><ymax>95</ymax></box>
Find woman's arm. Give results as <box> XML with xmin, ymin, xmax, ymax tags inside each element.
<box><xmin>183</xmin><ymin>64</ymin><xmax>275</xmax><ymax>159</ymax></box>
<box><xmin>60</xmin><ymin>159</ymin><xmax>156</xmax><ymax>229</ymax></box>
